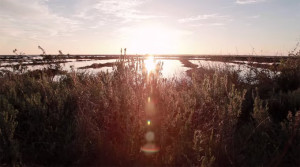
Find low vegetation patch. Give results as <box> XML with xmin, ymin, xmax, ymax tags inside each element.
<box><xmin>0</xmin><ymin>57</ymin><xmax>299</xmax><ymax>166</ymax></box>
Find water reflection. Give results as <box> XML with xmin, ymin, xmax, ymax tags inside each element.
<box><xmin>0</xmin><ymin>57</ymin><xmax>274</xmax><ymax>78</ymax></box>
<box><xmin>144</xmin><ymin>56</ymin><xmax>156</xmax><ymax>74</ymax></box>
<box><xmin>159</xmin><ymin>60</ymin><xmax>190</xmax><ymax>78</ymax></box>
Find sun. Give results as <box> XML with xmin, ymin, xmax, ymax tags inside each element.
<box><xmin>129</xmin><ymin>24</ymin><xmax>178</xmax><ymax>54</ymax></box>
<box><xmin>144</xmin><ymin>55</ymin><xmax>156</xmax><ymax>73</ymax></box>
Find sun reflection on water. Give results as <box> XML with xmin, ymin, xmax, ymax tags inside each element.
<box><xmin>144</xmin><ymin>55</ymin><xmax>156</xmax><ymax>74</ymax></box>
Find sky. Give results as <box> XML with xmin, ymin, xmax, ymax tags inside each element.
<box><xmin>0</xmin><ymin>0</ymin><xmax>300</xmax><ymax>55</ymax></box>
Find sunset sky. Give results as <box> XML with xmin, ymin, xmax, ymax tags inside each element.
<box><xmin>0</xmin><ymin>0</ymin><xmax>300</xmax><ymax>55</ymax></box>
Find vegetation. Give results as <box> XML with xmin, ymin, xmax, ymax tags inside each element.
<box><xmin>0</xmin><ymin>56</ymin><xmax>299</xmax><ymax>166</ymax></box>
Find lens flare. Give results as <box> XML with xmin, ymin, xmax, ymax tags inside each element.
<box><xmin>145</xmin><ymin>131</ymin><xmax>155</xmax><ymax>142</ymax></box>
<box><xmin>141</xmin><ymin>143</ymin><xmax>160</xmax><ymax>154</ymax></box>
<box><xmin>146</xmin><ymin>101</ymin><xmax>155</xmax><ymax>116</ymax></box>
<box><xmin>147</xmin><ymin>120</ymin><xmax>151</xmax><ymax>126</ymax></box>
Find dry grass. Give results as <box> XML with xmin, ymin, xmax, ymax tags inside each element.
<box><xmin>0</xmin><ymin>56</ymin><xmax>300</xmax><ymax>166</ymax></box>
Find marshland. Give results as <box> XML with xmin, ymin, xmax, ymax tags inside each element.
<box><xmin>1</xmin><ymin>0</ymin><xmax>300</xmax><ymax>166</ymax></box>
<box><xmin>0</xmin><ymin>52</ymin><xmax>300</xmax><ymax>166</ymax></box>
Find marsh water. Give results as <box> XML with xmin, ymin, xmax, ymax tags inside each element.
<box><xmin>0</xmin><ymin>55</ymin><xmax>280</xmax><ymax>78</ymax></box>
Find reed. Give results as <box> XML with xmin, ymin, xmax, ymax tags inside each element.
<box><xmin>0</xmin><ymin>56</ymin><xmax>299</xmax><ymax>166</ymax></box>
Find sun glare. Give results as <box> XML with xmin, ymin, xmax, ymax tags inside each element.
<box><xmin>144</xmin><ymin>55</ymin><xmax>156</xmax><ymax>73</ymax></box>
<box><xmin>129</xmin><ymin>24</ymin><xmax>179</xmax><ymax>54</ymax></box>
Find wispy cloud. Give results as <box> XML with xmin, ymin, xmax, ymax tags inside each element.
<box><xmin>178</xmin><ymin>14</ymin><xmax>232</xmax><ymax>26</ymax></box>
<box><xmin>190</xmin><ymin>23</ymin><xmax>225</xmax><ymax>27</ymax></box>
<box><xmin>236</xmin><ymin>0</ymin><xmax>266</xmax><ymax>4</ymax></box>
<box><xmin>248</xmin><ymin>15</ymin><xmax>261</xmax><ymax>19</ymax></box>
<box><xmin>0</xmin><ymin>0</ymin><xmax>81</xmax><ymax>40</ymax></box>
<box><xmin>94</xmin><ymin>0</ymin><xmax>144</xmax><ymax>15</ymax></box>
<box><xmin>75</xmin><ymin>0</ymin><xmax>164</xmax><ymax>23</ymax></box>
<box><xmin>0</xmin><ymin>0</ymin><xmax>163</xmax><ymax>41</ymax></box>
<box><xmin>178</xmin><ymin>14</ymin><xmax>221</xmax><ymax>23</ymax></box>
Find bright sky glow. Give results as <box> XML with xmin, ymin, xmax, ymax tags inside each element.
<box><xmin>128</xmin><ymin>24</ymin><xmax>180</xmax><ymax>54</ymax></box>
<box><xmin>144</xmin><ymin>55</ymin><xmax>156</xmax><ymax>73</ymax></box>
<box><xmin>0</xmin><ymin>0</ymin><xmax>300</xmax><ymax>55</ymax></box>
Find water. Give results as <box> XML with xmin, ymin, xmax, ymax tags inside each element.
<box><xmin>0</xmin><ymin>57</ymin><xmax>274</xmax><ymax>78</ymax></box>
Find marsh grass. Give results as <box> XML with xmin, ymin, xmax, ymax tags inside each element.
<box><xmin>0</xmin><ymin>56</ymin><xmax>300</xmax><ymax>166</ymax></box>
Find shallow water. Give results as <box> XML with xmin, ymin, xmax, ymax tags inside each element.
<box><xmin>0</xmin><ymin>58</ymin><xmax>273</xmax><ymax>78</ymax></box>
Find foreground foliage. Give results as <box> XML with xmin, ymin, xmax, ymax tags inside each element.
<box><xmin>0</xmin><ymin>57</ymin><xmax>300</xmax><ymax>166</ymax></box>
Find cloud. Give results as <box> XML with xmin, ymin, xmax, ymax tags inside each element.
<box><xmin>178</xmin><ymin>14</ymin><xmax>232</xmax><ymax>26</ymax></box>
<box><xmin>179</xmin><ymin>14</ymin><xmax>219</xmax><ymax>23</ymax></box>
<box><xmin>248</xmin><ymin>15</ymin><xmax>261</xmax><ymax>19</ymax></box>
<box><xmin>190</xmin><ymin>23</ymin><xmax>225</xmax><ymax>27</ymax></box>
<box><xmin>0</xmin><ymin>0</ymin><xmax>81</xmax><ymax>40</ymax></box>
<box><xmin>0</xmin><ymin>0</ymin><xmax>162</xmax><ymax>42</ymax></box>
<box><xmin>236</xmin><ymin>0</ymin><xmax>266</xmax><ymax>4</ymax></box>
<box><xmin>179</xmin><ymin>14</ymin><xmax>231</xmax><ymax>23</ymax></box>
<box><xmin>75</xmin><ymin>0</ymin><xmax>164</xmax><ymax>23</ymax></box>
<box><xmin>94</xmin><ymin>0</ymin><xmax>144</xmax><ymax>15</ymax></box>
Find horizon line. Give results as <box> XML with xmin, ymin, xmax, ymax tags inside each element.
<box><xmin>0</xmin><ymin>53</ymin><xmax>289</xmax><ymax>57</ymax></box>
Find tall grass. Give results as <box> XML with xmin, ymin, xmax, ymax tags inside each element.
<box><xmin>0</xmin><ymin>56</ymin><xmax>300</xmax><ymax>166</ymax></box>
